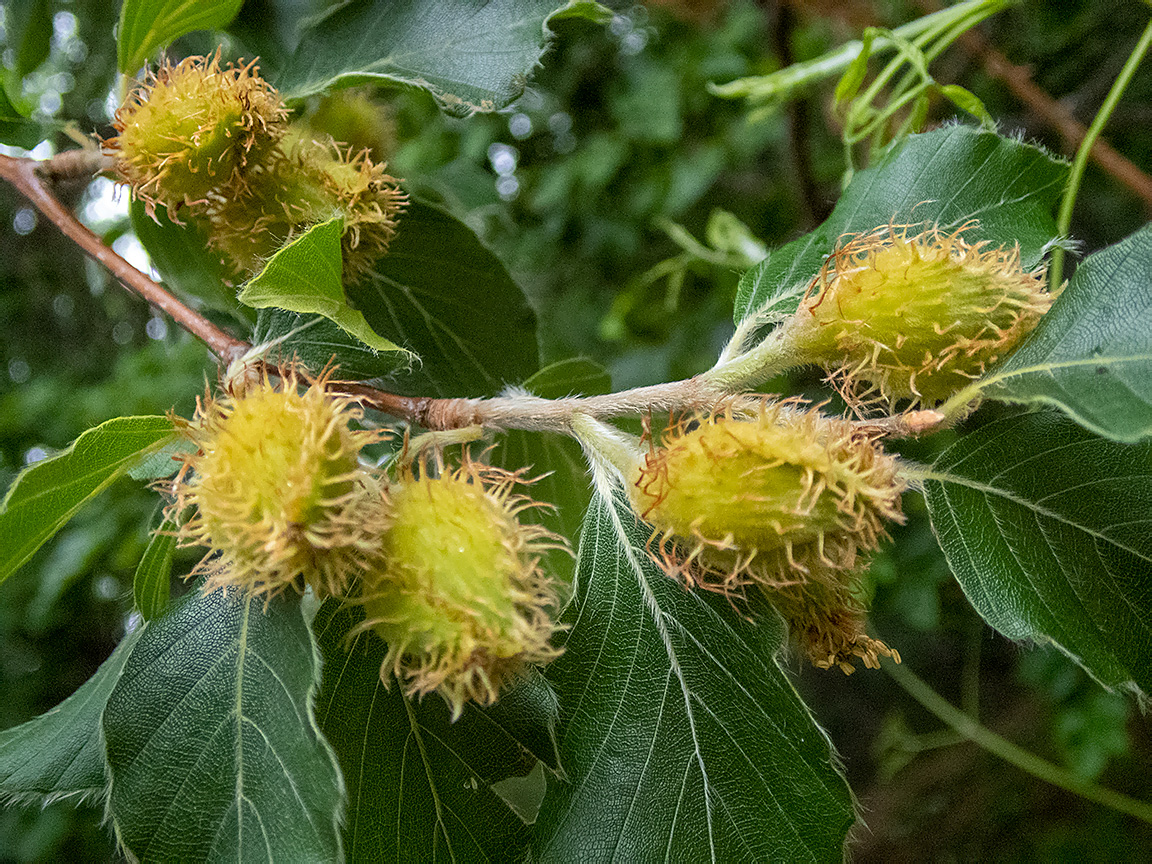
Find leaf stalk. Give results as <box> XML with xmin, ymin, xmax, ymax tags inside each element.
<box><xmin>887</xmin><ymin>661</ymin><xmax>1152</xmax><ymax>825</ymax></box>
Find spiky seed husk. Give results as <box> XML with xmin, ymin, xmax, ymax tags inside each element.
<box><xmin>169</xmin><ymin>368</ymin><xmax>384</xmax><ymax>601</ymax></box>
<box><xmin>205</xmin><ymin>133</ymin><xmax>406</xmax><ymax>282</ymax></box>
<box><xmin>632</xmin><ymin>402</ymin><xmax>904</xmax><ymax>586</ymax></box>
<box><xmin>301</xmin><ymin>90</ymin><xmax>396</xmax><ymax>163</ymax></box>
<box><xmin>631</xmin><ymin>401</ymin><xmax>904</xmax><ymax>672</ymax></box>
<box><xmin>782</xmin><ymin>223</ymin><xmax>1052</xmax><ymax>409</ymax></box>
<box><xmin>763</xmin><ymin>580</ymin><xmax>899</xmax><ymax>674</ymax></box>
<box><xmin>107</xmin><ymin>52</ymin><xmax>287</xmax><ymax>216</ymax></box>
<box><xmin>358</xmin><ymin>460</ymin><xmax>561</xmax><ymax>719</ymax></box>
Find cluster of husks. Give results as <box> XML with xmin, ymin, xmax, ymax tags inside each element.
<box><xmin>779</xmin><ymin>223</ymin><xmax>1052</xmax><ymax>410</ymax></box>
<box><xmin>107</xmin><ymin>53</ymin><xmax>405</xmax><ymax>282</ymax></box>
<box><xmin>168</xmin><ymin>370</ymin><xmax>560</xmax><ymax>718</ymax></box>
<box><xmin>619</xmin><ymin>221</ymin><xmax>1055</xmax><ymax>670</ymax></box>
<box><xmin>630</xmin><ymin>402</ymin><xmax>905</xmax><ymax>672</ymax></box>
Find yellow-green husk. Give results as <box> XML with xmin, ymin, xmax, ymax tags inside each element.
<box><xmin>631</xmin><ymin>402</ymin><xmax>905</xmax><ymax>671</ymax></box>
<box><xmin>169</xmin><ymin>369</ymin><xmax>383</xmax><ymax>600</ymax></box>
<box><xmin>782</xmin><ymin>224</ymin><xmax>1052</xmax><ymax>409</ymax></box>
<box><xmin>359</xmin><ymin>461</ymin><xmax>560</xmax><ymax>718</ymax></box>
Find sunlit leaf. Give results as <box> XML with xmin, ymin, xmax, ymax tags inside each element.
<box><xmin>117</xmin><ymin>0</ymin><xmax>245</xmax><ymax>73</ymax></box>
<box><xmin>238</xmin><ymin>217</ymin><xmax>411</xmax><ymax>357</ymax></box>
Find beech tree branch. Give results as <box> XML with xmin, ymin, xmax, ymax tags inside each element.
<box><xmin>0</xmin><ymin>152</ymin><xmax>940</xmax><ymax>440</ymax></box>
<box><xmin>0</xmin><ymin>153</ymin><xmax>249</xmax><ymax>364</ymax></box>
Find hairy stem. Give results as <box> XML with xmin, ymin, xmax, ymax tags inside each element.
<box><xmin>887</xmin><ymin>661</ymin><xmax>1152</xmax><ymax>825</ymax></box>
<box><xmin>1049</xmin><ymin>16</ymin><xmax>1152</xmax><ymax>290</ymax></box>
<box><xmin>0</xmin><ymin>153</ymin><xmax>937</xmax><ymax>439</ymax></box>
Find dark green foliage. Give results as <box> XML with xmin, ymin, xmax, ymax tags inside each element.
<box><xmin>3</xmin><ymin>0</ymin><xmax>1152</xmax><ymax>860</ymax></box>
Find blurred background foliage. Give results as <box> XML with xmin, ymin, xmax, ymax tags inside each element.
<box><xmin>1</xmin><ymin>0</ymin><xmax>1151</xmax><ymax>860</ymax></box>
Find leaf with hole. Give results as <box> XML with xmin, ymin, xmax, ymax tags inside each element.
<box><xmin>534</xmin><ymin>482</ymin><xmax>855</xmax><ymax>861</ymax></box>
<box><xmin>312</xmin><ymin>601</ymin><xmax>561</xmax><ymax>861</ymax></box>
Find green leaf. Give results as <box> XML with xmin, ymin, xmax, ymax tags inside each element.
<box><xmin>0</xmin><ymin>82</ymin><xmax>47</xmax><ymax>148</ymax></box>
<box><xmin>833</xmin><ymin>28</ymin><xmax>875</xmax><ymax>108</ymax></box>
<box><xmin>974</xmin><ymin>225</ymin><xmax>1152</xmax><ymax>442</ymax></box>
<box><xmin>348</xmin><ymin>200</ymin><xmax>539</xmax><ymax>397</ymax></box>
<box><xmin>2</xmin><ymin>0</ymin><xmax>52</xmax><ymax>110</ymax></box>
<box><xmin>497</xmin><ymin>359</ymin><xmax>610</xmax><ymax>581</ymax></box>
<box><xmin>534</xmin><ymin>483</ymin><xmax>855</xmax><ymax>860</ymax></box>
<box><xmin>921</xmin><ymin>411</ymin><xmax>1152</xmax><ymax>697</ymax></box>
<box><xmin>130</xmin><ymin>201</ymin><xmax>248</xmax><ymax>322</ymax></box>
<box><xmin>312</xmin><ymin>600</ymin><xmax>561</xmax><ymax>861</ymax></box>
<box><xmin>104</xmin><ymin>590</ymin><xmax>344</xmax><ymax>862</ymax></box>
<box><xmin>0</xmin><ymin>416</ymin><xmax>175</xmax><ymax>586</ymax></box>
<box><xmin>277</xmin><ymin>0</ymin><xmax>609</xmax><ymax>111</ymax></box>
<box><xmin>520</xmin><ymin>357</ymin><xmax>612</xmax><ymax>401</ymax></box>
<box><xmin>133</xmin><ymin>518</ymin><xmax>175</xmax><ymax>622</ymax></box>
<box><xmin>238</xmin><ymin>218</ymin><xmax>411</xmax><ymax>357</ymax></box>
<box><xmin>252</xmin><ymin>307</ymin><xmax>411</xmax><ymax>381</ymax></box>
<box><xmin>126</xmin><ymin>437</ymin><xmax>196</xmax><ymax>482</ymax></box>
<box><xmin>117</xmin><ymin>0</ymin><xmax>245</xmax><ymax>73</ymax></box>
<box><xmin>0</xmin><ymin>625</ymin><xmax>144</xmax><ymax>806</ymax></box>
<box><xmin>734</xmin><ymin>126</ymin><xmax>1067</xmax><ymax>322</ymax></box>
<box><xmin>939</xmin><ymin>84</ymin><xmax>994</xmax><ymax>127</ymax></box>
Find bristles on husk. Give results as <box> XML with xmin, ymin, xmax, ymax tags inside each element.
<box><xmin>631</xmin><ymin>400</ymin><xmax>905</xmax><ymax>672</ymax></box>
<box><xmin>204</xmin><ymin>134</ymin><xmax>406</xmax><ymax>282</ymax></box>
<box><xmin>168</xmin><ymin>367</ymin><xmax>385</xmax><ymax>601</ymax></box>
<box><xmin>785</xmin><ymin>223</ymin><xmax>1052</xmax><ymax>410</ymax></box>
<box><xmin>633</xmin><ymin>401</ymin><xmax>904</xmax><ymax>589</ymax></box>
<box><xmin>356</xmin><ymin>457</ymin><xmax>563</xmax><ymax>719</ymax></box>
<box><xmin>107</xmin><ymin>51</ymin><xmax>287</xmax><ymax>217</ymax></box>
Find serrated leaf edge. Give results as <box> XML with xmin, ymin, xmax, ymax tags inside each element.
<box><xmin>104</xmin><ymin>596</ymin><xmax>347</xmax><ymax>862</ymax></box>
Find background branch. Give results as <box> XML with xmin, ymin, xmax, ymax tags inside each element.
<box><xmin>956</xmin><ymin>26</ymin><xmax>1152</xmax><ymax>212</ymax></box>
<box><xmin>0</xmin><ymin>153</ymin><xmax>249</xmax><ymax>364</ymax></box>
